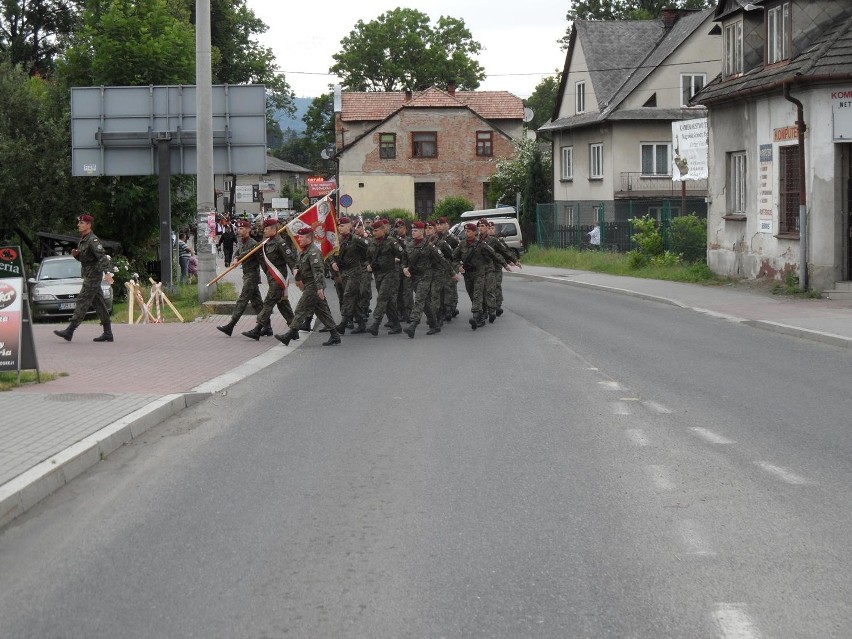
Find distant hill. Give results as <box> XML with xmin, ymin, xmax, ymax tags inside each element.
<box><xmin>275</xmin><ymin>96</ymin><xmax>313</xmax><ymax>134</ymax></box>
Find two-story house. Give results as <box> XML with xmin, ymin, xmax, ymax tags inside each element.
<box><xmin>334</xmin><ymin>85</ymin><xmax>524</xmax><ymax>218</ymax></box>
<box><xmin>539</xmin><ymin>8</ymin><xmax>720</xmax><ymax>233</ymax></box>
<box><xmin>692</xmin><ymin>0</ymin><xmax>852</xmax><ymax>292</ymax></box>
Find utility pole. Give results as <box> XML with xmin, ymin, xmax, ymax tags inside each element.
<box><xmin>196</xmin><ymin>0</ymin><xmax>215</xmax><ymax>302</ymax></box>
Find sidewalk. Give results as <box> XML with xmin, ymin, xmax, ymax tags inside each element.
<box><xmin>3</xmin><ymin>263</ymin><xmax>852</xmax><ymax>527</ymax></box>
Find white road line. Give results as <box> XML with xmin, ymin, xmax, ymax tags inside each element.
<box><xmin>712</xmin><ymin>603</ymin><xmax>761</xmax><ymax>639</ymax></box>
<box><xmin>626</xmin><ymin>428</ymin><xmax>649</xmax><ymax>446</ymax></box>
<box><xmin>677</xmin><ymin>519</ymin><xmax>716</xmax><ymax>556</ymax></box>
<box><xmin>690</xmin><ymin>427</ymin><xmax>736</xmax><ymax>445</ymax></box>
<box><xmin>611</xmin><ymin>402</ymin><xmax>632</xmax><ymax>415</ymax></box>
<box><xmin>642</xmin><ymin>400</ymin><xmax>672</xmax><ymax>414</ymax></box>
<box><xmin>598</xmin><ymin>380</ymin><xmax>623</xmax><ymax>391</ymax></box>
<box><xmin>756</xmin><ymin>461</ymin><xmax>812</xmax><ymax>485</ymax></box>
<box><xmin>645</xmin><ymin>465</ymin><xmax>675</xmax><ymax>491</ymax></box>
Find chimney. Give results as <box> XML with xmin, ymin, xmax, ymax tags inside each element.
<box><xmin>662</xmin><ymin>8</ymin><xmax>683</xmax><ymax>29</ymax></box>
<box><xmin>404</xmin><ymin>90</ymin><xmax>412</xmax><ymax>102</ymax></box>
<box><xmin>447</xmin><ymin>81</ymin><xmax>456</xmax><ymax>96</ymax></box>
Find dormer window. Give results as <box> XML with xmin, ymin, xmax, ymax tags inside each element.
<box><xmin>576</xmin><ymin>81</ymin><xmax>586</xmax><ymax>114</ymax></box>
<box><xmin>724</xmin><ymin>20</ymin><xmax>743</xmax><ymax>77</ymax></box>
<box><xmin>681</xmin><ymin>74</ymin><xmax>706</xmax><ymax>106</ymax></box>
<box><xmin>766</xmin><ymin>2</ymin><xmax>791</xmax><ymax>64</ymax></box>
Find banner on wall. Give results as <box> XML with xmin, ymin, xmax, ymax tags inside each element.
<box><xmin>672</xmin><ymin>118</ymin><xmax>709</xmax><ymax>181</ymax></box>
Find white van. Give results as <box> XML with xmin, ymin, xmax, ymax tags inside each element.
<box><xmin>450</xmin><ymin>208</ymin><xmax>524</xmax><ymax>258</ymax></box>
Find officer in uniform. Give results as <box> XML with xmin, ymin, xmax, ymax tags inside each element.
<box><xmin>331</xmin><ymin>216</ymin><xmax>370</xmax><ymax>334</ymax></box>
<box><xmin>54</xmin><ymin>214</ymin><xmax>115</xmax><ymax>342</ymax></box>
<box><xmin>392</xmin><ymin>218</ymin><xmax>413</xmax><ymax>323</ymax></box>
<box><xmin>402</xmin><ymin>221</ymin><xmax>452</xmax><ymax>338</ymax></box>
<box><xmin>241</xmin><ymin>218</ymin><xmax>297</xmax><ymax>340</ymax></box>
<box><xmin>425</xmin><ymin>219</ymin><xmax>457</xmax><ymax>331</ymax></box>
<box><xmin>366</xmin><ymin>218</ymin><xmax>406</xmax><ymax>336</ymax></box>
<box><xmin>216</xmin><ymin>218</ymin><xmax>263</xmax><ymax>336</ymax></box>
<box><xmin>436</xmin><ymin>216</ymin><xmax>460</xmax><ymax>321</ymax></box>
<box><xmin>275</xmin><ymin>226</ymin><xmax>341</xmax><ymax>346</ymax></box>
<box><xmin>452</xmin><ymin>221</ymin><xmax>510</xmax><ymax>329</ymax></box>
<box><xmin>486</xmin><ymin>220</ymin><xmax>521</xmax><ymax>318</ymax></box>
<box><xmin>478</xmin><ymin>218</ymin><xmax>518</xmax><ymax>323</ymax></box>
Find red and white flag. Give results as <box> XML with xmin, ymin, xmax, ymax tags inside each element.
<box><xmin>286</xmin><ymin>193</ymin><xmax>339</xmax><ymax>258</ymax></box>
<box><xmin>261</xmin><ymin>240</ymin><xmax>288</xmax><ymax>289</ymax></box>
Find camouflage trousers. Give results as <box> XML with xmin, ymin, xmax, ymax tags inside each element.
<box><xmin>409</xmin><ymin>274</ymin><xmax>436</xmax><ymax>326</ymax></box>
<box><xmin>462</xmin><ymin>271</ymin><xmax>486</xmax><ymax>315</ymax></box>
<box><xmin>71</xmin><ymin>278</ymin><xmax>111</xmax><ymax>324</ymax></box>
<box><xmin>338</xmin><ymin>267</ymin><xmax>363</xmax><ymax>321</ymax></box>
<box><xmin>291</xmin><ymin>287</ymin><xmax>336</xmax><ymax>331</ymax></box>
<box><xmin>256</xmin><ymin>279</ymin><xmax>293</xmax><ymax>325</ymax></box>
<box><xmin>372</xmin><ymin>269</ymin><xmax>399</xmax><ymax>322</ymax></box>
<box><xmin>230</xmin><ymin>273</ymin><xmax>263</xmax><ymax>322</ymax></box>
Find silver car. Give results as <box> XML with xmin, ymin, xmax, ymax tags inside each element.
<box><xmin>27</xmin><ymin>255</ymin><xmax>113</xmax><ymax>321</ymax></box>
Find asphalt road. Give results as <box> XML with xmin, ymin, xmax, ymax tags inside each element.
<box><xmin>1</xmin><ymin>277</ymin><xmax>851</xmax><ymax>638</ymax></box>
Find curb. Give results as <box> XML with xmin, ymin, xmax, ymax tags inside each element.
<box><xmin>507</xmin><ymin>271</ymin><xmax>852</xmax><ymax>349</ymax></box>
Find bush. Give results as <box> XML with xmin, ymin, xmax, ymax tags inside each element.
<box><xmin>362</xmin><ymin>208</ymin><xmax>416</xmax><ymax>223</ymax></box>
<box><xmin>630</xmin><ymin>214</ymin><xmax>664</xmax><ymax>261</ymax></box>
<box><xmin>669</xmin><ymin>214</ymin><xmax>707</xmax><ymax>263</ymax></box>
<box><xmin>433</xmin><ymin>196</ymin><xmax>474</xmax><ymax>223</ymax></box>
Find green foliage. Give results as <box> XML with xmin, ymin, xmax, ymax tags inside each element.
<box><xmin>525</xmin><ymin>74</ymin><xmax>560</xmax><ymax>133</ymax></box>
<box><xmin>433</xmin><ymin>196</ymin><xmax>474</xmax><ymax>223</ymax></box>
<box><xmin>489</xmin><ymin>137</ymin><xmax>552</xmax><ymax>208</ymax></box>
<box><xmin>362</xmin><ymin>209</ymin><xmax>416</xmax><ymax>223</ymax></box>
<box><xmin>330</xmin><ymin>8</ymin><xmax>485</xmax><ymax>91</ymax></box>
<box><xmin>770</xmin><ymin>270</ymin><xmax>823</xmax><ymax>298</ymax></box>
<box><xmin>521</xmin><ymin>147</ymin><xmax>551</xmax><ymax>229</ymax></box>
<box><xmin>627</xmin><ymin>214</ymin><xmax>665</xmax><ymax>269</ymax></box>
<box><xmin>669</xmin><ymin>213</ymin><xmax>706</xmax><ymax>263</ymax></box>
<box><xmin>0</xmin><ymin>0</ymin><xmax>81</xmax><ymax>74</ymax></box>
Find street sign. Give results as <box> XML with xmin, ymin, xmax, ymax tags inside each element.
<box><xmin>339</xmin><ymin>194</ymin><xmax>353</xmax><ymax>208</ymax></box>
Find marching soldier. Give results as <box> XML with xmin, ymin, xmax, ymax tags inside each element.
<box><xmin>392</xmin><ymin>218</ymin><xmax>413</xmax><ymax>323</ymax></box>
<box><xmin>274</xmin><ymin>226</ymin><xmax>341</xmax><ymax>346</ymax></box>
<box><xmin>216</xmin><ymin>219</ymin><xmax>263</xmax><ymax>336</ymax></box>
<box><xmin>436</xmin><ymin>216</ymin><xmax>460</xmax><ymax>321</ymax></box>
<box><xmin>353</xmin><ymin>218</ymin><xmax>372</xmax><ymax>330</ymax></box>
<box><xmin>425</xmin><ymin>219</ymin><xmax>457</xmax><ymax>331</ymax></box>
<box><xmin>331</xmin><ymin>216</ymin><xmax>370</xmax><ymax>334</ymax></box>
<box><xmin>366</xmin><ymin>218</ymin><xmax>406</xmax><ymax>336</ymax></box>
<box><xmin>241</xmin><ymin>218</ymin><xmax>297</xmax><ymax>340</ymax></box>
<box><xmin>452</xmin><ymin>221</ymin><xmax>511</xmax><ymax>330</ymax></box>
<box><xmin>402</xmin><ymin>221</ymin><xmax>452</xmax><ymax>338</ymax></box>
<box><xmin>53</xmin><ymin>214</ymin><xmax>115</xmax><ymax>343</ymax></box>
<box><xmin>486</xmin><ymin>220</ymin><xmax>521</xmax><ymax>318</ymax></box>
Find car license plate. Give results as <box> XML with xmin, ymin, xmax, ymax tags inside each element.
<box><xmin>58</xmin><ymin>302</ymin><xmax>76</xmax><ymax>310</ymax></box>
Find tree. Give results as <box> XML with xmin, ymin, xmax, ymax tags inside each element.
<box><xmin>559</xmin><ymin>0</ymin><xmax>714</xmax><ymax>49</ymax></box>
<box><xmin>275</xmin><ymin>93</ymin><xmax>335</xmax><ymax>175</ymax></box>
<box><xmin>330</xmin><ymin>8</ymin><xmax>485</xmax><ymax>92</ymax></box>
<box><xmin>0</xmin><ymin>0</ymin><xmax>82</xmax><ymax>74</ymax></box>
<box><xmin>488</xmin><ymin>137</ymin><xmax>552</xmax><ymax>209</ymax></box>
<box><xmin>521</xmin><ymin>148</ymin><xmax>551</xmax><ymax>242</ymax></box>
<box><xmin>524</xmin><ymin>74</ymin><xmax>561</xmax><ymax>133</ymax></box>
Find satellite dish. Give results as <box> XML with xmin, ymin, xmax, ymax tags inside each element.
<box><xmin>320</xmin><ymin>148</ymin><xmax>331</xmax><ymax>160</ymax></box>
<box><xmin>523</xmin><ymin>107</ymin><xmax>535</xmax><ymax>123</ymax></box>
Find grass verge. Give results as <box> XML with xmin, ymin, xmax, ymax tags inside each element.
<box><xmin>0</xmin><ymin>370</ymin><xmax>64</xmax><ymax>392</ymax></box>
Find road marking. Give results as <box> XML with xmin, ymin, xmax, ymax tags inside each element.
<box><xmin>626</xmin><ymin>428</ymin><xmax>649</xmax><ymax>446</ymax></box>
<box><xmin>678</xmin><ymin>519</ymin><xmax>716</xmax><ymax>556</ymax></box>
<box><xmin>756</xmin><ymin>461</ymin><xmax>811</xmax><ymax>485</ymax></box>
<box><xmin>611</xmin><ymin>402</ymin><xmax>632</xmax><ymax>415</ymax></box>
<box><xmin>598</xmin><ymin>380</ymin><xmax>623</xmax><ymax>391</ymax></box>
<box><xmin>690</xmin><ymin>427</ymin><xmax>736</xmax><ymax>445</ymax></box>
<box><xmin>645</xmin><ymin>464</ymin><xmax>675</xmax><ymax>490</ymax></box>
<box><xmin>712</xmin><ymin>603</ymin><xmax>761</xmax><ymax>639</ymax></box>
<box><xmin>642</xmin><ymin>400</ymin><xmax>672</xmax><ymax>414</ymax></box>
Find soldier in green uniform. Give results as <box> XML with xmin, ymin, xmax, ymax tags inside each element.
<box><xmin>425</xmin><ymin>219</ymin><xmax>457</xmax><ymax>333</ymax></box>
<box><xmin>402</xmin><ymin>221</ymin><xmax>452</xmax><ymax>338</ymax></box>
<box><xmin>275</xmin><ymin>226</ymin><xmax>341</xmax><ymax>346</ymax></box>
<box><xmin>392</xmin><ymin>218</ymin><xmax>413</xmax><ymax>323</ymax></box>
<box><xmin>330</xmin><ymin>216</ymin><xmax>370</xmax><ymax>335</ymax></box>
<box><xmin>216</xmin><ymin>219</ymin><xmax>263</xmax><ymax>336</ymax></box>
<box><xmin>353</xmin><ymin>218</ymin><xmax>372</xmax><ymax>329</ymax></box>
<box><xmin>54</xmin><ymin>214</ymin><xmax>115</xmax><ymax>342</ymax></box>
<box><xmin>478</xmin><ymin>218</ymin><xmax>519</xmax><ymax>322</ymax></box>
<box><xmin>486</xmin><ymin>219</ymin><xmax>521</xmax><ymax>318</ymax></box>
<box><xmin>366</xmin><ymin>219</ymin><xmax>407</xmax><ymax>336</ymax></box>
<box><xmin>452</xmin><ymin>221</ymin><xmax>510</xmax><ymax>330</ymax></box>
<box><xmin>437</xmin><ymin>216</ymin><xmax>460</xmax><ymax>321</ymax></box>
<box><xmin>241</xmin><ymin>218</ymin><xmax>297</xmax><ymax>340</ymax></box>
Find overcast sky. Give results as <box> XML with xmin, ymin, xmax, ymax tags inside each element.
<box><xmin>244</xmin><ymin>0</ymin><xmax>570</xmax><ymax>99</ymax></box>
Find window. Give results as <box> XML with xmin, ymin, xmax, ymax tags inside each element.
<box><xmin>576</xmin><ymin>81</ymin><xmax>586</xmax><ymax>114</ymax></box>
<box><xmin>476</xmin><ymin>131</ymin><xmax>493</xmax><ymax>157</ymax></box>
<box><xmin>779</xmin><ymin>145</ymin><xmax>800</xmax><ymax>234</ymax></box>
<box><xmin>412</xmin><ymin>132</ymin><xmax>437</xmax><ymax>158</ymax></box>
<box><xmin>380</xmin><ymin>133</ymin><xmax>396</xmax><ymax>159</ymax></box>
<box><xmin>561</xmin><ymin>146</ymin><xmax>573</xmax><ymax>180</ymax></box>
<box><xmin>767</xmin><ymin>2</ymin><xmax>791</xmax><ymax>64</ymax></box>
<box><xmin>724</xmin><ymin>21</ymin><xmax>743</xmax><ymax>77</ymax></box>
<box><xmin>729</xmin><ymin>151</ymin><xmax>747</xmax><ymax>214</ymax></box>
<box><xmin>681</xmin><ymin>74</ymin><xmax>706</xmax><ymax>106</ymax></box>
<box><xmin>641</xmin><ymin>143</ymin><xmax>671</xmax><ymax>176</ymax></box>
<box><xmin>590</xmin><ymin>143</ymin><xmax>603</xmax><ymax>179</ymax></box>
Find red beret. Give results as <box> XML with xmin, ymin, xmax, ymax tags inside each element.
<box><xmin>235</xmin><ymin>219</ymin><xmax>251</xmax><ymax>228</ymax></box>
<box><xmin>380</xmin><ymin>218</ymin><xmax>390</xmax><ymax>226</ymax></box>
<box><xmin>437</xmin><ymin>217</ymin><xmax>448</xmax><ymax>224</ymax></box>
<box><xmin>338</xmin><ymin>216</ymin><xmax>350</xmax><ymax>225</ymax></box>
<box><xmin>394</xmin><ymin>218</ymin><xmax>405</xmax><ymax>227</ymax></box>
<box><xmin>464</xmin><ymin>223</ymin><xmax>477</xmax><ymax>231</ymax></box>
<box><xmin>412</xmin><ymin>221</ymin><xmax>426</xmax><ymax>229</ymax></box>
<box><xmin>77</xmin><ymin>214</ymin><xmax>95</xmax><ymax>223</ymax></box>
<box><xmin>425</xmin><ymin>220</ymin><xmax>436</xmax><ymax>228</ymax></box>
<box><xmin>296</xmin><ymin>226</ymin><xmax>312</xmax><ymax>236</ymax></box>
<box><xmin>371</xmin><ymin>220</ymin><xmax>384</xmax><ymax>230</ymax></box>
<box><xmin>477</xmin><ymin>218</ymin><xmax>489</xmax><ymax>226</ymax></box>
<box><xmin>488</xmin><ymin>220</ymin><xmax>495</xmax><ymax>227</ymax></box>
<box><xmin>263</xmin><ymin>218</ymin><xmax>278</xmax><ymax>228</ymax></box>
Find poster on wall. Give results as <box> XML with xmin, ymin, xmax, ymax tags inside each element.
<box><xmin>758</xmin><ymin>144</ymin><xmax>773</xmax><ymax>233</ymax></box>
<box><xmin>671</xmin><ymin>118</ymin><xmax>709</xmax><ymax>181</ymax></box>
<box><xmin>831</xmin><ymin>88</ymin><xmax>852</xmax><ymax>141</ymax></box>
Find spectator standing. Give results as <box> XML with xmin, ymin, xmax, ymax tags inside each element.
<box><xmin>218</xmin><ymin>222</ymin><xmax>237</xmax><ymax>266</ymax></box>
<box><xmin>177</xmin><ymin>233</ymin><xmax>194</xmax><ymax>282</ymax></box>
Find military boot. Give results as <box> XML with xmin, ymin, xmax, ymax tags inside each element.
<box><xmin>403</xmin><ymin>321</ymin><xmax>418</xmax><ymax>339</ymax></box>
<box><xmin>299</xmin><ymin>317</ymin><xmax>313</xmax><ymax>332</ymax></box>
<box><xmin>388</xmin><ymin>321</ymin><xmax>403</xmax><ymax>335</ymax></box>
<box><xmin>350</xmin><ymin>321</ymin><xmax>367</xmax><ymax>334</ymax></box>
<box><xmin>469</xmin><ymin>315</ymin><xmax>479</xmax><ymax>330</ymax></box>
<box><xmin>488</xmin><ymin>311</ymin><xmax>497</xmax><ymax>324</ymax></box>
<box><xmin>495</xmin><ymin>308</ymin><xmax>504</xmax><ymax>317</ymax></box>
<box><xmin>426</xmin><ymin>325</ymin><xmax>441</xmax><ymax>335</ymax></box>
<box><xmin>54</xmin><ymin>320</ymin><xmax>80</xmax><ymax>342</ymax></box>
<box><xmin>216</xmin><ymin>319</ymin><xmax>237</xmax><ymax>336</ymax></box>
<box><xmin>274</xmin><ymin>328</ymin><xmax>299</xmax><ymax>346</ymax></box>
<box><xmin>241</xmin><ymin>323</ymin><xmax>264</xmax><ymax>341</ymax></box>
<box><xmin>334</xmin><ymin>318</ymin><xmax>349</xmax><ymax>335</ymax></box>
<box><xmin>260</xmin><ymin>321</ymin><xmax>274</xmax><ymax>336</ymax></box>
<box><xmin>322</xmin><ymin>330</ymin><xmax>342</xmax><ymax>346</ymax></box>
<box><xmin>476</xmin><ymin>313</ymin><xmax>487</xmax><ymax>328</ymax></box>
<box><xmin>366</xmin><ymin>319</ymin><xmax>380</xmax><ymax>336</ymax></box>
<box><xmin>93</xmin><ymin>321</ymin><xmax>114</xmax><ymax>342</ymax></box>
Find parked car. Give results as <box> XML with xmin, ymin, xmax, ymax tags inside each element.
<box><xmin>27</xmin><ymin>255</ymin><xmax>113</xmax><ymax>321</ymax></box>
<box><xmin>450</xmin><ymin>208</ymin><xmax>524</xmax><ymax>259</ymax></box>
